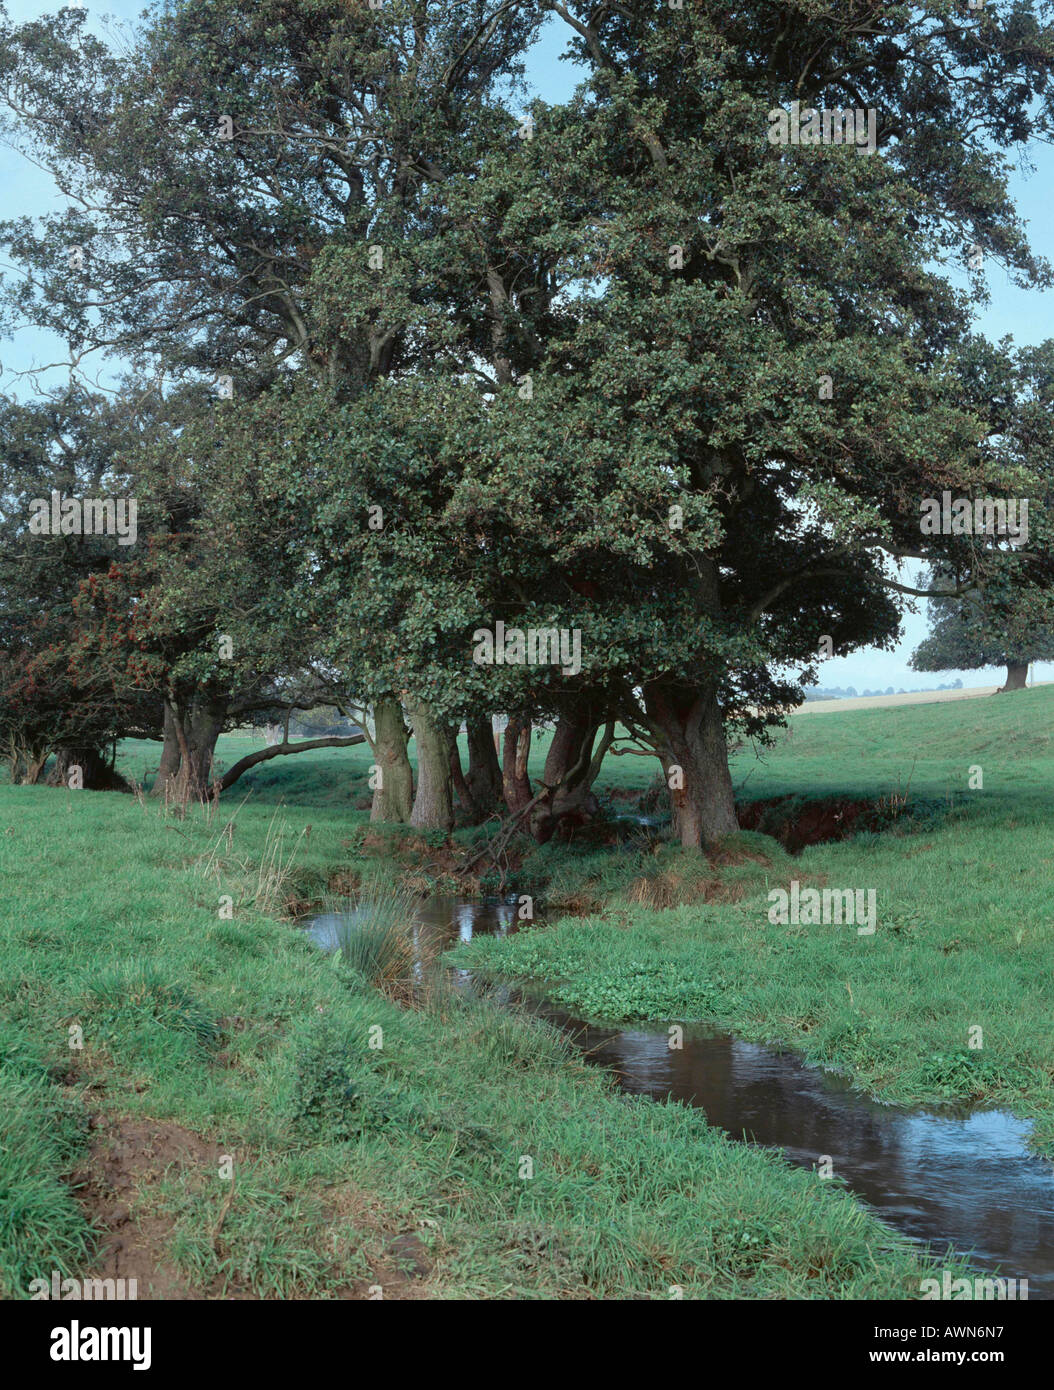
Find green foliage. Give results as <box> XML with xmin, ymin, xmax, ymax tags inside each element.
<box><xmin>290</xmin><ymin>1020</ymin><xmax>361</xmax><ymax>1141</ymax></box>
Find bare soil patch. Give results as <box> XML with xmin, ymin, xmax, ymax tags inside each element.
<box><xmin>737</xmin><ymin>796</ymin><xmax>884</xmax><ymax>853</ymax></box>
<box><xmin>71</xmin><ymin>1113</ymin><xmax>221</xmax><ymax>1299</ymax></box>
<box><xmin>71</xmin><ymin>1112</ymin><xmax>436</xmax><ymax>1300</ymax></box>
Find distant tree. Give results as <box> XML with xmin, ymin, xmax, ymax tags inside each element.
<box><xmin>911</xmin><ymin>340</ymin><xmax>1054</xmax><ymax>693</ymax></box>
<box><xmin>911</xmin><ymin>578</ymin><xmax>1052</xmax><ymax>690</ymax></box>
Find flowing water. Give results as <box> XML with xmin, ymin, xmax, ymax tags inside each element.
<box><xmin>303</xmin><ymin>895</ymin><xmax>1054</xmax><ymax>1298</ymax></box>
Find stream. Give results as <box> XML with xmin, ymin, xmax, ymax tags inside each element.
<box><xmin>303</xmin><ymin>894</ymin><xmax>1054</xmax><ymax>1298</ymax></box>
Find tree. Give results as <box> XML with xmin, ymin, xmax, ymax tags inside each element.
<box><xmin>458</xmin><ymin>0</ymin><xmax>1054</xmax><ymax>846</ymax></box>
<box><xmin>911</xmin><ymin>580</ymin><xmax>1051</xmax><ymax>690</ymax></box>
<box><xmin>70</xmin><ymin>393</ymin><xmax>379</xmax><ymax>801</ymax></box>
<box><xmin>0</xmin><ymin>385</ymin><xmax>170</xmax><ymax>787</ymax></box>
<box><xmin>912</xmin><ymin>338</ymin><xmax>1054</xmax><ymax>692</ymax></box>
<box><xmin>0</xmin><ymin>0</ymin><xmax>550</xmax><ymax>820</ymax></box>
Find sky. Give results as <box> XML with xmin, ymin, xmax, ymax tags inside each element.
<box><xmin>1</xmin><ymin>1</ymin><xmax>1051</xmax><ymax>691</ymax></box>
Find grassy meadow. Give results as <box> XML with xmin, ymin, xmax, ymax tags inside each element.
<box><xmin>1</xmin><ymin>689</ymin><xmax>1049</xmax><ymax>1298</ymax></box>
<box><xmin>463</xmin><ymin>687</ymin><xmax>1054</xmax><ymax>1143</ymax></box>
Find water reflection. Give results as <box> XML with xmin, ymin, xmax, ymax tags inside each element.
<box><xmin>301</xmin><ymin>895</ymin><xmax>1054</xmax><ymax>1297</ymax></box>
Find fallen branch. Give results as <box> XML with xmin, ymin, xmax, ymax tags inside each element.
<box><xmin>460</xmin><ymin>736</ymin><xmax>593</xmax><ymax>877</ymax></box>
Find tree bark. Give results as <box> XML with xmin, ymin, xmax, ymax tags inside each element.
<box><xmin>1000</xmin><ymin>662</ymin><xmax>1028</xmax><ymax>691</ymax></box>
<box><xmin>369</xmin><ymin>695</ymin><xmax>414</xmax><ymax>822</ymax></box>
<box><xmin>169</xmin><ymin>694</ymin><xmax>227</xmax><ymax>803</ymax></box>
<box><xmin>502</xmin><ymin>715</ymin><xmax>533</xmax><ymax>815</ymax></box>
<box><xmin>407</xmin><ymin>697</ymin><xmax>455</xmax><ymax>830</ymax></box>
<box><xmin>644</xmin><ymin>679</ymin><xmax>738</xmax><ymax>849</ymax></box>
<box><xmin>450</xmin><ymin>735</ymin><xmax>474</xmax><ymax>816</ymax></box>
<box><xmin>150</xmin><ymin>700</ymin><xmax>183</xmax><ymax>797</ymax></box>
<box><xmin>17</xmin><ymin>749</ymin><xmax>49</xmax><ymax>785</ymax></box>
<box><xmin>529</xmin><ymin>716</ymin><xmax>612</xmax><ymax>842</ymax></box>
<box><xmin>464</xmin><ymin>715</ymin><xmax>503</xmax><ymax>819</ymax></box>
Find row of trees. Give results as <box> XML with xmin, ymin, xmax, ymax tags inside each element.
<box><xmin>1</xmin><ymin>0</ymin><xmax>1052</xmax><ymax>846</ymax></box>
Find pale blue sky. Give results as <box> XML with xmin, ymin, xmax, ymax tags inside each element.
<box><xmin>2</xmin><ymin>2</ymin><xmax>1050</xmax><ymax>688</ymax></box>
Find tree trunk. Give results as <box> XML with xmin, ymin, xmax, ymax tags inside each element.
<box><xmin>151</xmin><ymin>701</ymin><xmax>182</xmax><ymax>797</ymax></box>
<box><xmin>502</xmin><ymin>715</ymin><xmax>533</xmax><ymax>816</ymax></box>
<box><xmin>1000</xmin><ymin>662</ymin><xmax>1028</xmax><ymax>691</ymax></box>
<box><xmin>18</xmin><ymin>749</ymin><xmax>49</xmax><ymax>785</ymax></box>
<box><xmin>170</xmin><ymin>695</ymin><xmax>227</xmax><ymax>802</ymax></box>
<box><xmin>369</xmin><ymin>695</ymin><xmax>414</xmax><ymax>823</ymax></box>
<box><xmin>644</xmin><ymin>679</ymin><xmax>738</xmax><ymax>849</ymax></box>
<box><xmin>465</xmin><ymin>715</ymin><xmax>503</xmax><ymax>819</ymax></box>
<box><xmin>450</xmin><ymin>735</ymin><xmax>474</xmax><ymax>817</ymax></box>
<box><xmin>529</xmin><ymin>716</ymin><xmax>611</xmax><ymax>842</ymax></box>
<box><xmin>407</xmin><ymin>698</ymin><xmax>455</xmax><ymax>831</ymax></box>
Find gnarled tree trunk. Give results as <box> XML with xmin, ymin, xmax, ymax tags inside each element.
<box><xmin>644</xmin><ymin>679</ymin><xmax>738</xmax><ymax>850</ymax></box>
<box><xmin>370</xmin><ymin>695</ymin><xmax>413</xmax><ymax>823</ymax></box>
<box><xmin>169</xmin><ymin>694</ymin><xmax>228</xmax><ymax>803</ymax></box>
<box><xmin>15</xmin><ymin>747</ymin><xmax>49</xmax><ymax>785</ymax></box>
<box><xmin>450</xmin><ymin>736</ymin><xmax>474</xmax><ymax>817</ymax></box>
<box><xmin>406</xmin><ymin>697</ymin><xmax>454</xmax><ymax>831</ymax></box>
<box><xmin>466</xmin><ymin>715</ymin><xmax>503</xmax><ymax>817</ymax></box>
<box><xmin>529</xmin><ymin>716</ymin><xmax>613</xmax><ymax>842</ymax></box>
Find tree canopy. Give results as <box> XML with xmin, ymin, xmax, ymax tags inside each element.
<box><xmin>2</xmin><ymin>0</ymin><xmax>1053</xmax><ymax>841</ymax></box>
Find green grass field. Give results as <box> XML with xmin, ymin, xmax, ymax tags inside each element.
<box><xmin>1</xmin><ymin>689</ymin><xmax>1048</xmax><ymax>1299</ymax></box>
<box><xmin>462</xmin><ymin>687</ymin><xmax>1054</xmax><ymax>1145</ymax></box>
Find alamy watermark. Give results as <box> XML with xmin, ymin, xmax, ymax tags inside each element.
<box><xmin>472</xmin><ymin>621</ymin><xmax>582</xmax><ymax>676</ymax></box>
<box><xmin>28</xmin><ymin>490</ymin><xmax>138</xmax><ymax>546</ymax></box>
<box><xmin>768</xmin><ymin>880</ymin><xmax>877</xmax><ymax>934</ymax></box>
<box><xmin>919</xmin><ymin>492</ymin><xmax>1029</xmax><ymax>546</ymax></box>
<box><xmin>30</xmin><ymin>1271</ymin><xmax>138</xmax><ymax>1300</ymax></box>
<box><xmin>920</xmin><ymin>1272</ymin><xmax>1027</xmax><ymax>1300</ymax></box>
<box><xmin>768</xmin><ymin>101</ymin><xmax>878</xmax><ymax>155</ymax></box>
<box><xmin>49</xmin><ymin>1321</ymin><xmax>151</xmax><ymax>1371</ymax></box>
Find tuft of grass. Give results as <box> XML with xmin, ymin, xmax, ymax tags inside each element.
<box><xmin>81</xmin><ymin>963</ymin><xmax>222</xmax><ymax>1055</ymax></box>
<box><xmin>329</xmin><ymin>884</ymin><xmax>421</xmax><ymax>987</ymax></box>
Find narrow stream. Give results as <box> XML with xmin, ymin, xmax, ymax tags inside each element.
<box><xmin>303</xmin><ymin>895</ymin><xmax>1054</xmax><ymax>1298</ymax></box>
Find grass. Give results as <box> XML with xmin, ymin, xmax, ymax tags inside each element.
<box><xmin>326</xmin><ymin>883</ymin><xmax>422</xmax><ymax>985</ymax></box>
<box><xmin>0</xmin><ymin>717</ymin><xmax>983</xmax><ymax>1299</ymax></box>
<box><xmin>456</xmin><ymin>686</ymin><xmax>1054</xmax><ymax>1147</ymax></box>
